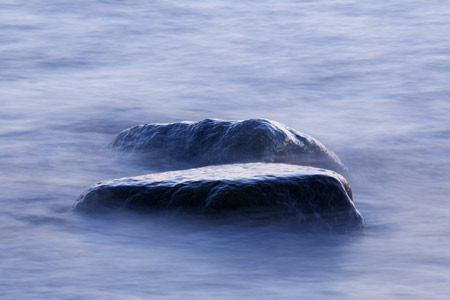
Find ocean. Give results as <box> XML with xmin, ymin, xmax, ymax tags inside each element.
<box><xmin>1</xmin><ymin>0</ymin><xmax>449</xmax><ymax>299</ymax></box>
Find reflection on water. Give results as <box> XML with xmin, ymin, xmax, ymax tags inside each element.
<box><xmin>1</xmin><ymin>0</ymin><xmax>450</xmax><ymax>299</ymax></box>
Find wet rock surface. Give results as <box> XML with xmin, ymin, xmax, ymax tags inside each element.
<box><xmin>74</xmin><ymin>163</ymin><xmax>364</xmax><ymax>228</ymax></box>
<box><xmin>110</xmin><ymin>118</ymin><xmax>346</xmax><ymax>173</ymax></box>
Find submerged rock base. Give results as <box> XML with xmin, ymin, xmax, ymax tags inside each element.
<box><xmin>110</xmin><ymin>118</ymin><xmax>346</xmax><ymax>173</ymax></box>
<box><xmin>74</xmin><ymin>163</ymin><xmax>364</xmax><ymax>228</ymax></box>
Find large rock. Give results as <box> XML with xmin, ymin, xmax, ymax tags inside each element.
<box><xmin>110</xmin><ymin>118</ymin><xmax>346</xmax><ymax>172</ymax></box>
<box><xmin>74</xmin><ymin>163</ymin><xmax>364</xmax><ymax>228</ymax></box>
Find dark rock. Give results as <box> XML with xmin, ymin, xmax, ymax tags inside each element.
<box><xmin>74</xmin><ymin>163</ymin><xmax>364</xmax><ymax>228</ymax></box>
<box><xmin>110</xmin><ymin>118</ymin><xmax>346</xmax><ymax>173</ymax></box>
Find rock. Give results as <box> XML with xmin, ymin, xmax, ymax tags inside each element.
<box><xmin>74</xmin><ymin>163</ymin><xmax>364</xmax><ymax>228</ymax></box>
<box><xmin>110</xmin><ymin>118</ymin><xmax>346</xmax><ymax>173</ymax></box>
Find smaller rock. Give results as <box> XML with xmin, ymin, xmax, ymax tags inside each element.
<box><xmin>110</xmin><ymin>118</ymin><xmax>346</xmax><ymax>172</ymax></box>
<box><xmin>74</xmin><ymin>163</ymin><xmax>364</xmax><ymax>229</ymax></box>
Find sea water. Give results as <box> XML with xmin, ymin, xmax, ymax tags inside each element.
<box><xmin>1</xmin><ymin>0</ymin><xmax>449</xmax><ymax>299</ymax></box>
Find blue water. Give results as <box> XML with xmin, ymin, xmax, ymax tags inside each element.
<box><xmin>1</xmin><ymin>1</ymin><xmax>450</xmax><ymax>299</ymax></box>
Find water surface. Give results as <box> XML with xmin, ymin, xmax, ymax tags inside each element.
<box><xmin>1</xmin><ymin>1</ymin><xmax>450</xmax><ymax>299</ymax></box>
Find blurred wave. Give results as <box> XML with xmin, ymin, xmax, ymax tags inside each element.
<box><xmin>1</xmin><ymin>0</ymin><xmax>450</xmax><ymax>299</ymax></box>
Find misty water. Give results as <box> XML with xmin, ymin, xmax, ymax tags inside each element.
<box><xmin>1</xmin><ymin>0</ymin><xmax>450</xmax><ymax>299</ymax></box>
